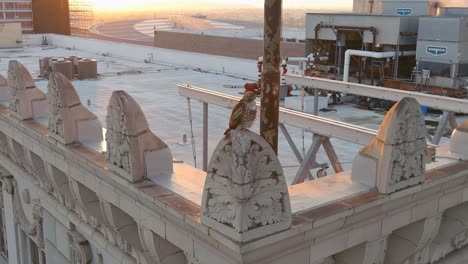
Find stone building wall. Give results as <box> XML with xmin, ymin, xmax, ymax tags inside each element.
<box><xmin>0</xmin><ymin>38</ymin><xmax>467</xmax><ymax>264</ymax></box>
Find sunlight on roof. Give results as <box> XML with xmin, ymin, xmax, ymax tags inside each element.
<box><xmin>92</xmin><ymin>0</ymin><xmax>351</xmax><ymax>11</ymax></box>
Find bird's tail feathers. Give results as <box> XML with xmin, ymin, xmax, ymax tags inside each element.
<box><xmin>223</xmin><ymin>128</ymin><xmax>232</xmax><ymax>139</ymax></box>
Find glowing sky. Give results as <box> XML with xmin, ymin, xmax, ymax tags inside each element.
<box><xmin>92</xmin><ymin>0</ymin><xmax>352</xmax><ymax>11</ymax></box>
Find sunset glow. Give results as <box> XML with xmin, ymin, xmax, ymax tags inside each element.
<box><xmin>92</xmin><ymin>0</ymin><xmax>351</xmax><ymax>11</ymax></box>
<box><xmin>92</xmin><ymin>0</ymin><xmax>256</xmax><ymax>11</ymax></box>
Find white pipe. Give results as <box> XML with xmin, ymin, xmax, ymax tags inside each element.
<box><xmin>286</xmin><ymin>57</ymin><xmax>308</xmax><ymax>62</ymax></box>
<box><xmin>343</xmin><ymin>49</ymin><xmax>416</xmax><ymax>82</ymax></box>
<box><xmin>285</xmin><ymin>53</ymin><xmax>314</xmax><ymax>63</ymax></box>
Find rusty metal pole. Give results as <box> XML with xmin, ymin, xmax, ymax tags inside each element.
<box><xmin>261</xmin><ymin>0</ymin><xmax>282</xmax><ymax>154</ymax></box>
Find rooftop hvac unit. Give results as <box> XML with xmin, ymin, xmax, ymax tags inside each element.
<box><xmin>415</xmin><ymin>17</ymin><xmax>468</xmax><ymax>89</ymax></box>
<box><xmin>39</xmin><ymin>57</ymin><xmax>58</xmax><ymax>78</ymax></box>
<box><xmin>65</xmin><ymin>56</ymin><xmax>82</xmax><ymax>75</ymax></box>
<box><xmin>52</xmin><ymin>60</ymin><xmax>73</xmax><ymax>80</ymax></box>
<box><xmin>78</xmin><ymin>59</ymin><xmax>98</xmax><ymax>79</ymax></box>
<box><xmin>382</xmin><ymin>0</ymin><xmax>467</xmax><ymax>16</ymax></box>
<box><xmin>439</xmin><ymin>7</ymin><xmax>468</xmax><ymax>16</ymax></box>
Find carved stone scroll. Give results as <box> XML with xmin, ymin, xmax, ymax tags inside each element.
<box><xmin>352</xmin><ymin>97</ymin><xmax>427</xmax><ymax>194</ymax></box>
<box><xmin>7</xmin><ymin>138</ymin><xmax>31</xmax><ymax>173</ymax></box>
<box><xmin>100</xmin><ymin>200</ymin><xmax>144</xmax><ymax>258</ymax></box>
<box><xmin>428</xmin><ymin>202</ymin><xmax>468</xmax><ymax>262</ymax></box>
<box><xmin>69</xmin><ymin>178</ymin><xmax>103</xmax><ymax>228</ymax></box>
<box><xmin>12</xmin><ymin>181</ymin><xmax>44</xmax><ymax>249</ymax></box>
<box><xmin>363</xmin><ymin>236</ymin><xmax>389</xmax><ymax>264</ymax></box>
<box><xmin>105</xmin><ymin>90</ymin><xmax>173</xmax><ymax>182</ymax></box>
<box><xmin>69</xmin><ymin>231</ymin><xmax>92</xmax><ymax>264</ymax></box>
<box><xmin>48</xmin><ymin>72</ymin><xmax>103</xmax><ymax>145</ymax></box>
<box><xmin>7</xmin><ymin>60</ymin><xmax>47</xmax><ymax>120</ymax></box>
<box><xmin>184</xmin><ymin>252</ymin><xmax>200</xmax><ymax>264</ymax></box>
<box><xmin>45</xmin><ymin>164</ymin><xmax>74</xmax><ymax>210</ymax></box>
<box><xmin>410</xmin><ymin>215</ymin><xmax>443</xmax><ymax>263</ymax></box>
<box><xmin>311</xmin><ymin>257</ymin><xmax>335</xmax><ymax>264</ymax></box>
<box><xmin>201</xmin><ymin>129</ymin><xmax>292</xmax><ymax>242</ymax></box>
<box><xmin>138</xmin><ymin>226</ymin><xmax>187</xmax><ymax>264</ymax></box>
<box><xmin>450</xmin><ymin>120</ymin><xmax>468</xmax><ymax>158</ymax></box>
<box><xmin>24</xmin><ymin>150</ymin><xmax>53</xmax><ymax>193</ymax></box>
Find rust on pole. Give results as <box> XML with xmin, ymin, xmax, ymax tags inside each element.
<box><xmin>261</xmin><ymin>0</ymin><xmax>282</xmax><ymax>154</ymax></box>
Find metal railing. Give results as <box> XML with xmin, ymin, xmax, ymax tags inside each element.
<box><xmin>285</xmin><ymin>74</ymin><xmax>468</xmax><ymax>145</ymax></box>
<box><xmin>178</xmin><ymin>84</ymin><xmax>379</xmax><ymax>184</ymax></box>
<box><xmin>178</xmin><ymin>85</ymin><xmax>377</xmax><ymax>144</ymax></box>
<box><xmin>285</xmin><ymin>74</ymin><xmax>468</xmax><ymax>114</ymax></box>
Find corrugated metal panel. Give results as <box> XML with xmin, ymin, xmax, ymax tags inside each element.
<box><xmin>382</xmin><ymin>0</ymin><xmax>439</xmax><ymax>16</ymax></box>
<box><xmin>416</xmin><ymin>40</ymin><xmax>468</xmax><ymax>63</ymax></box>
<box><xmin>306</xmin><ymin>13</ymin><xmax>418</xmax><ymax>45</ymax></box>
<box><xmin>439</xmin><ymin>7</ymin><xmax>468</xmax><ymax>16</ymax></box>
<box><xmin>418</xmin><ymin>17</ymin><xmax>468</xmax><ymax>42</ymax></box>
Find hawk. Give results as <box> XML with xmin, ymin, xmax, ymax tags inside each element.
<box><xmin>224</xmin><ymin>92</ymin><xmax>257</xmax><ymax>137</ymax></box>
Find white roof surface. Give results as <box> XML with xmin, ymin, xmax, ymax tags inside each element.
<box><xmin>0</xmin><ymin>44</ymin><xmax>464</xmax><ymax>185</ymax></box>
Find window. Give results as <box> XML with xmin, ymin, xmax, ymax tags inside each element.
<box><xmin>2</xmin><ymin>2</ymin><xmax>31</xmax><ymax>10</ymax></box>
<box><xmin>21</xmin><ymin>21</ymin><xmax>33</xmax><ymax>28</ymax></box>
<box><xmin>29</xmin><ymin>238</ymin><xmax>39</xmax><ymax>264</ymax></box>
<box><xmin>29</xmin><ymin>237</ymin><xmax>45</xmax><ymax>264</ymax></box>
<box><xmin>14</xmin><ymin>3</ymin><xmax>32</xmax><ymax>10</ymax></box>
<box><xmin>15</xmin><ymin>12</ymin><xmax>32</xmax><ymax>19</ymax></box>
<box><xmin>18</xmin><ymin>229</ymin><xmax>46</xmax><ymax>264</ymax></box>
<box><xmin>4</xmin><ymin>12</ymin><xmax>15</xmax><ymax>19</ymax></box>
<box><xmin>0</xmin><ymin>207</ymin><xmax>7</xmax><ymax>259</ymax></box>
<box><xmin>4</xmin><ymin>3</ymin><xmax>15</xmax><ymax>10</ymax></box>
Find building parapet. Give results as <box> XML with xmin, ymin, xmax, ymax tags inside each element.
<box><xmin>0</xmin><ymin>59</ymin><xmax>466</xmax><ymax>263</ymax></box>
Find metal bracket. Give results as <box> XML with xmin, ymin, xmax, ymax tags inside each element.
<box><xmin>291</xmin><ymin>134</ymin><xmax>344</xmax><ymax>185</ymax></box>
<box><xmin>431</xmin><ymin>111</ymin><xmax>458</xmax><ymax>145</ymax></box>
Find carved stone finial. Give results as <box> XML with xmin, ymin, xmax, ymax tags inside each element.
<box><xmin>48</xmin><ymin>72</ymin><xmax>103</xmax><ymax>145</ymax></box>
<box><xmin>201</xmin><ymin>129</ymin><xmax>291</xmax><ymax>242</ymax></box>
<box><xmin>0</xmin><ymin>74</ymin><xmax>7</xmax><ymax>101</ymax></box>
<box><xmin>450</xmin><ymin>121</ymin><xmax>468</xmax><ymax>158</ymax></box>
<box><xmin>7</xmin><ymin>60</ymin><xmax>47</xmax><ymax>120</ymax></box>
<box><xmin>0</xmin><ymin>74</ymin><xmax>6</xmax><ymax>87</ymax></box>
<box><xmin>105</xmin><ymin>91</ymin><xmax>173</xmax><ymax>182</ymax></box>
<box><xmin>352</xmin><ymin>97</ymin><xmax>427</xmax><ymax>194</ymax></box>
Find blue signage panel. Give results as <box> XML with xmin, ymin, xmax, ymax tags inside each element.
<box><xmin>396</xmin><ymin>8</ymin><xmax>413</xmax><ymax>15</ymax></box>
<box><xmin>426</xmin><ymin>46</ymin><xmax>448</xmax><ymax>56</ymax></box>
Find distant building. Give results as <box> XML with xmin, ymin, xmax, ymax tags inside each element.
<box><xmin>68</xmin><ymin>0</ymin><xmax>94</xmax><ymax>36</ymax></box>
<box><xmin>0</xmin><ymin>1</ymin><xmax>34</xmax><ymax>34</ymax></box>
<box><xmin>353</xmin><ymin>0</ymin><xmax>383</xmax><ymax>13</ymax></box>
<box><xmin>0</xmin><ymin>0</ymin><xmax>93</xmax><ymax>35</ymax></box>
<box><xmin>0</xmin><ymin>22</ymin><xmax>23</xmax><ymax>48</ymax></box>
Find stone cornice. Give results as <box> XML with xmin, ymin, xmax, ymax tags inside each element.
<box><xmin>0</xmin><ymin>98</ymin><xmax>467</xmax><ymax>262</ymax></box>
<box><xmin>0</xmin><ymin>102</ymin><xmax>244</xmax><ymax>259</ymax></box>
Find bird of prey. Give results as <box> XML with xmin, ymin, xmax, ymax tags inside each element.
<box><xmin>224</xmin><ymin>92</ymin><xmax>257</xmax><ymax>137</ymax></box>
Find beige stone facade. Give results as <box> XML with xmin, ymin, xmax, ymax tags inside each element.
<box><xmin>0</xmin><ymin>37</ymin><xmax>467</xmax><ymax>264</ymax></box>
<box><xmin>0</xmin><ymin>23</ymin><xmax>22</xmax><ymax>49</ymax></box>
